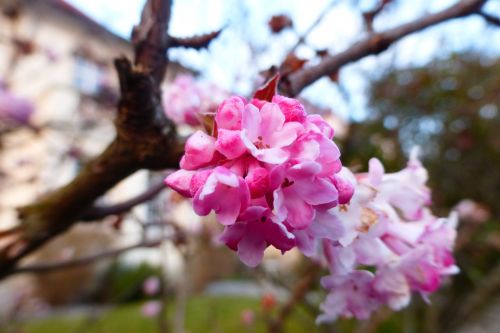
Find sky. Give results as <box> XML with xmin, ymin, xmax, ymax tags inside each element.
<box><xmin>67</xmin><ymin>0</ymin><xmax>500</xmax><ymax>120</ymax></box>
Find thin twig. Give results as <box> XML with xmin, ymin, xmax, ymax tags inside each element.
<box><xmin>287</xmin><ymin>0</ymin><xmax>339</xmax><ymax>55</ymax></box>
<box><xmin>81</xmin><ymin>179</ymin><xmax>167</xmax><ymax>221</ymax></box>
<box><xmin>10</xmin><ymin>235</ymin><xmax>174</xmax><ymax>275</ymax></box>
<box><xmin>268</xmin><ymin>263</ymin><xmax>321</xmax><ymax>333</ymax></box>
<box><xmin>479</xmin><ymin>11</ymin><xmax>500</xmax><ymax>26</ymax></box>
<box><xmin>282</xmin><ymin>0</ymin><xmax>487</xmax><ymax>96</ymax></box>
<box><xmin>448</xmin><ymin>262</ymin><xmax>500</xmax><ymax>329</ymax></box>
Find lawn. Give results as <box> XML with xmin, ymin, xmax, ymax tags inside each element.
<box><xmin>9</xmin><ymin>296</ymin><xmax>321</xmax><ymax>333</ymax></box>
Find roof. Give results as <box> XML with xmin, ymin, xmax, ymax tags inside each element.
<box><xmin>50</xmin><ymin>0</ymin><xmax>131</xmax><ymax>45</ymax></box>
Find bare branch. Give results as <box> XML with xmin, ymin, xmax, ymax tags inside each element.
<box><xmin>479</xmin><ymin>11</ymin><xmax>500</xmax><ymax>26</ymax></box>
<box><xmin>288</xmin><ymin>0</ymin><xmax>338</xmax><ymax>55</ymax></box>
<box><xmin>169</xmin><ymin>29</ymin><xmax>223</xmax><ymax>50</ymax></box>
<box><xmin>81</xmin><ymin>179</ymin><xmax>167</xmax><ymax>221</ymax></box>
<box><xmin>282</xmin><ymin>0</ymin><xmax>487</xmax><ymax>96</ymax></box>
<box><xmin>363</xmin><ymin>0</ymin><xmax>392</xmax><ymax>32</ymax></box>
<box><xmin>10</xmin><ymin>235</ymin><xmax>174</xmax><ymax>275</ymax></box>
<box><xmin>268</xmin><ymin>263</ymin><xmax>321</xmax><ymax>333</ymax></box>
<box><xmin>449</xmin><ymin>262</ymin><xmax>500</xmax><ymax>329</ymax></box>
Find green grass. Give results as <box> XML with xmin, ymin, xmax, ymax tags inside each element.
<box><xmin>9</xmin><ymin>296</ymin><xmax>320</xmax><ymax>333</ymax></box>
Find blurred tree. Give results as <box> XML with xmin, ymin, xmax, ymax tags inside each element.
<box><xmin>342</xmin><ymin>53</ymin><xmax>500</xmax><ymax>218</ymax></box>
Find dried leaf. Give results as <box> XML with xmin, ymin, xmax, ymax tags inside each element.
<box><xmin>329</xmin><ymin>71</ymin><xmax>339</xmax><ymax>83</ymax></box>
<box><xmin>268</xmin><ymin>14</ymin><xmax>293</xmax><ymax>34</ymax></box>
<box><xmin>253</xmin><ymin>74</ymin><xmax>280</xmax><ymax>102</ymax></box>
<box><xmin>279</xmin><ymin>53</ymin><xmax>307</xmax><ymax>75</ymax></box>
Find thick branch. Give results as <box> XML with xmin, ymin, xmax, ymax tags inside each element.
<box><xmin>10</xmin><ymin>235</ymin><xmax>172</xmax><ymax>275</ymax></box>
<box><xmin>282</xmin><ymin>0</ymin><xmax>486</xmax><ymax>96</ymax></box>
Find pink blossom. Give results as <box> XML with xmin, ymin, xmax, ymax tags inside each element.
<box><xmin>240</xmin><ymin>102</ymin><xmax>303</xmax><ymax>164</ymax></box>
<box><xmin>166</xmin><ymin>94</ymin><xmax>346</xmax><ymax>266</ymax></box>
<box><xmin>241</xmin><ymin>309</ymin><xmax>255</xmax><ymax>326</ymax></box>
<box><xmin>218</xmin><ymin>206</ymin><xmax>294</xmax><ymax>267</ymax></box>
<box><xmin>163</xmin><ymin>75</ymin><xmax>228</xmax><ymax>126</ymax></box>
<box><xmin>317</xmin><ymin>271</ymin><xmax>378</xmax><ymax>323</ymax></box>
<box><xmin>312</xmin><ymin>153</ymin><xmax>458</xmax><ymax>322</ymax></box>
<box><xmin>193</xmin><ymin>166</ymin><xmax>250</xmax><ymax>226</ymax></box>
<box><xmin>143</xmin><ymin>276</ymin><xmax>161</xmax><ymax>296</ymax></box>
<box><xmin>141</xmin><ymin>301</ymin><xmax>162</xmax><ymax>318</ymax></box>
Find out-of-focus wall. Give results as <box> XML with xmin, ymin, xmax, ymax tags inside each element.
<box><xmin>0</xmin><ymin>0</ymin><xmax>191</xmax><ymax>312</ymax></box>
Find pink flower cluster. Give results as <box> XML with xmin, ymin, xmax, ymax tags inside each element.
<box><xmin>165</xmin><ymin>93</ymin><xmax>458</xmax><ymax>323</ymax></box>
<box><xmin>165</xmin><ymin>95</ymin><xmax>352</xmax><ymax>266</ymax></box>
<box><xmin>308</xmin><ymin>152</ymin><xmax>458</xmax><ymax>323</ymax></box>
<box><xmin>162</xmin><ymin>75</ymin><xmax>228</xmax><ymax>126</ymax></box>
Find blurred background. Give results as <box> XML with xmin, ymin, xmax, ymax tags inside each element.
<box><xmin>0</xmin><ymin>0</ymin><xmax>499</xmax><ymax>332</ymax></box>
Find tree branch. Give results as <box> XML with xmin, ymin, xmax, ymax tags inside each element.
<box><xmin>479</xmin><ymin>11</ymin><xmax>500</xmax><ymax>26</ymax></box>
<box><xmin>447</xmin><ymin>262</ymin><xmax>500</xmax><ymax>330</ymax></box>
<box><xmin>287</xmin><ymin>0</ymin><xmax>338</xmax><ymax>55</ymax></box>
<box><xmin>169</xmin><ymin>29</ymin><xmax>223</xmax><ymax>50</ymax></box>
<box><xmin>268</xmin><ymin>263</ymin><xmax>321</xmax><ymax>333</ymax></box>
<box><xmin>81</xmin><ymin>179</ymin><xmax>167</xmax><ymax>221</ymax></box>
<box><xmin>281</xmin><ymin>0</ymin><xmax>487</xmax><ymax>96</ymax></box>
<box><xmin>10</xmin><ymin>235</ymin><xmax>174</xmax><ymax>275</ymax></box>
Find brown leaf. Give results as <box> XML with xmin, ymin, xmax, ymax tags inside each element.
<box><xmin>279</xmin><ymin>53</ymin><xmax>307</xmax><ymax>75</ymax></box>
<box><xmin>329</xmin><ymin>71</ymin><xmax>339</xmax><ymax>83</ymax></box>
<box><xmin>268</xmin><ymin>14</ymin><xmax>293</xmax><ymax>34</ymax></box>
<box><xmin>253</xmin><ymin>74</ymin><xmax>280</xmax><ymax>102</ymax></box>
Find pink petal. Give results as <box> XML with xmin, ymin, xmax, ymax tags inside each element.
<box><xmin>237</xmin><ymin>234</ymin><xmax>267</xmax><ymax>267</ymax></box>
<box><xmin>306</xmin><ymin>114</ymin><xmax>334</xmax><ymax>139</ymax></box>
<box><xmin>245</xmin><ymin>166</ymin><xmax>270</xmax><ymax>198</ymax></box>
<box><xmin>193</xmin><ymin>167</ymin><xmax>250</xmax><ymax>225</ymax></box>
<box><xmin>268</xmin><ymin>121</ymin><xmax>304</xmax><ymax>148</ymax></box>
<box><xmin>275</xmin><ymin>187</ymin><xmax>315</xmax><ymax>229</ymax></box>
<box><xmin>215</xmin><ymin>129</ymin><xmax>247</xmax><ymax>159</ymax></box>
<box><xmin>259</xmin><ymin>103</ymin><xmax>285</xmax><ymax>142</ymax></box>
<box><xmin>179</xmin><ymin>130</ymin><xmax>216</xmax><ymax>170</ymax></box>
<box><xmin>241</xmin><ymin>104</ymin><xmax>261</xmax><ymax>141</ymax></box>
<box><xmin>368</xmin><ymin>158</ymin><xmax>384</xmax><ymax>186</ymax></box>
<box><xmin>215</xmin><ymin>96</ymin><xmax>245</xmax><ymax>130</ymax></box>
<box><xmin>296</xmin><ymin>177</ymin><xmax>338</xmax><ymax>206</ymax></box>
<box><xmin>272</xmin><ymin>95</ymin><xmax>307</xmax><ymax>123</ymax></box>
<box><xmin>165</xmin><ymin>170</ymin><xmax>195</xmax><ymax>197</ymax></box>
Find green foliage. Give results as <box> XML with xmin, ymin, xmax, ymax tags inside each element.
<box><xmin>94</xmin><ymin>261</ymin><xmax>162</xmax><ymax>303</ymax></box>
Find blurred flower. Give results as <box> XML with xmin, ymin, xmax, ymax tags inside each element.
<box><xmin>454</xmin><ymin>199</ymin><xmax>490</xmax><ymax>224</ymax></box>
<box><xmin>0</xmin><ymin>86</ymin><xmax>34</xmax><ymax>126</ymax></box>
<box><xmin>162</xmin><ymin>74</ymin><xmax>228</xmax><ymax>127</ymax></box>
<box><xmin>141</xmin><ymin>301</ymin><xmax>162</xmax><ymax>317</ymax></box>
<box><xmin>314</xmin><ymin>151</ymin><xmax>458</xmax><ymax>322</ymax></box>
<box><xmin>241</xmin><ymin>308</ymin><xmax>255</xmax><ymax>326</ymax></box>
<box><xmin>143</xmin><ymin>276</ymin><xmax>161</xmax><ymax>296</ymax></box>
<box><xmin>261</xmin><ymin>292</ymin><xmax>277</xmax><ymax>311</ymax></box>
